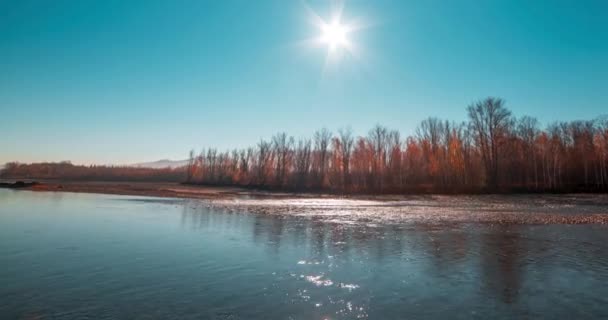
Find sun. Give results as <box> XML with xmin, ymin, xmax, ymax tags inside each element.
<box><xmin>320</xmin><ymin>21</ymin><xmax>349</xmax><ymax>51</ymax></box>
<box><xmin>300</xmin><ymin>1</ymin><xmax>369</xmax><ymax>71</ymax></box>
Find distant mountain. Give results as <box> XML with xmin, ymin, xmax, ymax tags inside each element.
<box><xmin>131</xmin><ymin>159</ymin><xmax>189</xmax><ymax>169</ymax></box>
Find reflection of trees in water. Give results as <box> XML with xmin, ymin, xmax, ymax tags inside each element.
<box><xmin>181</xmin><ymin>203</ymin><xmax>247</xmax><ymax>233</ymax></box>
<box><xmin>288</xmin><ymin>216</ymin><xmax>308</xmax><ymax>248</ymax></box>
<box><xmin>479</xmin><ymin>226</ymin><xmax>524</xmax><ymax>304</ymax></box>
<box><xmin>179</xmin><ymin>204</ymin><xmax>608</xmax><ymax>309</ymax></box>
<box><xmin>416</xmin><ymin>223</ymin><xmax>470</xmax><ymax>270</ymax></box>
<box><xmin>267</xmin><ymin>216</ymin><xmax>285</xmax><ymax>252</ymax></box>
<box><xmin>310</xmin><ymin>219</ymin><xmax>326</xmax><ymax>258</ymax></box>
<box><xmin>181</xmin><ymin>202</ymin><xmax>206</xmax><ymax>230</ymax></box>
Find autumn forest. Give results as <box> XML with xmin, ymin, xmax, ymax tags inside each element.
<box><xmin>3</xmin><ymin>97</ymin><xmax>608</xmax><ymax>194</ymax></box>
<box><xmin>184</xmin><ymin>97</ymin><xmax>608</xmax><ymax>193</ymax></box>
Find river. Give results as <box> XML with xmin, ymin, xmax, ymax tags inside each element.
<box><xmin>1</xmin><ymin>190</ymin><xmax>607</xmax><ymax>319</ymax></box>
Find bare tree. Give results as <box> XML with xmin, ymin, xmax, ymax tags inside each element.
<box><xmin>467</xmin><ymin>97</ymin><xmax>512</xmax><ymax>188</ymax></box>
<box><xmin>387</xmin><ymin>130</ymin><xmax>402</xmax><ymax>189</ymax></box>
<box><xmin>368</xmin><ymin>124</ymin><xmax>388</xmax><ymax>191</ymax></box>
<box><xmin>338</xmin><ymin>127</ymin><xmax>354</xmax><ymax>189</ymax></box>
<box><xmin>517</xmin><ymin>116</ymin><xmax>540</xmax><ymax>189</ymax></box>
<box><xmin>416</xmin><ymin>117</ymin><xmax>445</xmax><ymax>184</ymax></box>
<box><xmin>294</xmin><ymin>138</ymin><xmax>312</xmax><ymax>189</ymax></box>
<box><xmin>186</xmin><ymin>149</ymin><xmax>196</xmax><ymax>183</ymax></box>
<box><xmin>256</xmin><ymin>140</ymin><xmax>272</xmax><ymax>186</ymax></box>
<box><xmin>272</xmin><ymin>132</ymin><xmax>293</xmax><ymax>187</ymax></box>
<box><xmin>313</xmin><ymin>128</ymin><xmax>332</xmax><ymax>188</ymax></box>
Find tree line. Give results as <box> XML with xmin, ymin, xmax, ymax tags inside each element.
<box><xmin>185</xmin><ymin>97</ymin><xmax>608</xmax><ymax>193</ymax></box>
<box><xmin>0</xmin><ymin>161</ymin><xmax>185</xmax><ymax>182</ymax></box>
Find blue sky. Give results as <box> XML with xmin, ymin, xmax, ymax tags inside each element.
<box><xmin>1</xmin><ymin>0</ymin><xmax>607</xmax><ymax>165</ymax></box>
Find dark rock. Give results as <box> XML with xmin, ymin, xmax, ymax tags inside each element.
<box><xmin>0</xmin><ymin>181</ymin><xmax>39</xmax><ymax>189</ymax></box>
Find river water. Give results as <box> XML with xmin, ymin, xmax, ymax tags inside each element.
<box><xmin>1</xmin><ymin>190</ymin><xmax>608</xmax><ymax>319</ymax></box>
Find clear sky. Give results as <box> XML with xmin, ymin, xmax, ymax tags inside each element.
<box><xmin>1</xmin><ymin>0</ymin><xmax>607</xmax><ymax>165</ymax></box>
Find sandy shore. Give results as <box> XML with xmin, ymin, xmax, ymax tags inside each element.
<box><xmin>1</xmin><ymin>180</ymin><xmax>282</xmax><ymax>200</ymax></box>
<box><xmin>3</xmin><ymin>180</ymin><xmax>608</xmax><ymax>224</ymax></box>
<box><xmin>0</xmin><ymin>180</ymin><xmax>402</xmax><ymax>200</ymax></box>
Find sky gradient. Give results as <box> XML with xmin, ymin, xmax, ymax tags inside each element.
<box><xmin>1</xmin><ymin>0</ymin><xmax>607</xmax><ymax>165</ymax></box>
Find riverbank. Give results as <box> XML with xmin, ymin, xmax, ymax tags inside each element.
<box><xmin>0</xmin><ymin>180</ymin><xmax>447</xmax><ymax>200</ymax></box>
<box><xmin>3</xmin><ymin>180</ymin><xmax>608</xmax><ymax>225</ymax></box>
<box><xmin>0</xmin><ymin>180</ymin><xmax>281</xmax><ymax>200</ymax></box>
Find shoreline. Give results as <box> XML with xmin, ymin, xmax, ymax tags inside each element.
<box><xmin>3</xmin><ymin>179</ymin><xmax>607</xmax><ymax>199</ymax></box>
<box><xmin>1</xmin><ymin>180</ymin><xmax>372</xmax><ymax>201</ymax></box>
<box><xmin>0</xmin><ymin>180</ymin><xmax>283</xmax><ymax>200</ymax></box>
<box><xmin>3</xmin><ymin>180</ymin><xmax>608</xmax><ymax>225</ymax></box>
<box><xmin>2</xmin><ymin>179</ymin><xmax>608</xmax><ymax>203</ymax></box>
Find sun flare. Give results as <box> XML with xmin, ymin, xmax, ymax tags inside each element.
<box><xmin>300</xmin><ymin>1</ymin><xmax>370</xmax><ymax>72</ymax></box>
<box><xmin>320</xmin><ymin>21</ymin><xmax>349</xmax><ymax>51</ymax></box>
